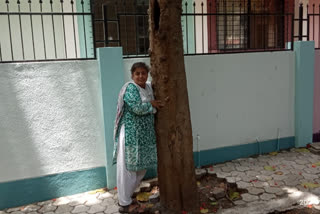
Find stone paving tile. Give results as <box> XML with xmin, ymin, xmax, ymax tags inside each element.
<box><xmin>240</xmin><ymin>174</ymin><xmax>257</xmax><ymax>182</ymax></box>
<box><xmin>235</xmin><ymin>166</ymin><xmax>250</xmax><ymax>172</ymax></box>
<box><xmin>246</xmin><ymin>170</ymin><xmax>260</xmax><ymax>177</ymax></box>
<box><xmin>268</xmin><ymin>160</ymin><xmax>283</xmax><ymax>166</ymax></box>
<box><xmin>215</xmin><ymin>171</ymin><xmax>231</xmax><ymax>178</ymax></box>
<box><xmin>104</xmin><ymin>205</ymin><xmax>118</xmax><ymax>214</ymax></box>
<box><xmin>302</xmin><ymin>172</ymin><xmax>319</xmax><ymax>180</ymax></box>
<box><xmin>39</xmin><ymin>204</ymin><xmax>57</xmax><ymax>213</ymax></box>
<box><xmin>267</xmin><ymin>180</ymin><xmax>284</xmax><ymax>187</ymax></box>
<box><xmin>37</xmin><ymin>201</ymin><xmax>53</xmax><ymax>207</ymax></box>
<box><xmin>252</xmin><ymin>181</ymin><xmax>269</xmax><ymax>188</ymax></box>
<box><xmin>221</xmin><ymin>166</ymin><xmax>235</xmax><ymax>173</ymax></box>
<box><xmin>85</xmin><ymin>198</ymin><xmax>102</xmax><ymax>206</ymax></box>
<box><xmin>249</xmin><ymin>166</ymin><xmax>264</xmax><ymax>172</ymax></box>
<box><xmin>311</xmin><ymin>187</ymin><xmax>320</xmax><ymax>195</ymax></box>
<box><xmin>264</xmin><ymin>187</ymin><xmax>283</xmax><ymax>194</ymax></box>
<box><xmin>241</xmin><ymin>193</ymin><xmax>259</xmax><ymax>202</ymax></box>
<box><xmin>236</xmin><ymin>181</ymin><xmax>253</xmax><ymax>189</ymax></box>
<box><xmin>21</xmin><ymin>205</ymin><xmax>40</xmax><ymax>212</ymax></box>
<box><xmin>87</xmin><ymin>205</ymin><xmax>105</xmax><ymax>214</ymax></box>
<box><xmin>271</xmin><ymin>174</ymin><xmax>287</xmax><ymax>181</ymax></box>
<box><xmin>207</xmin><ymin>168</ymin><xmax>218</xmax><ymax>175</ymax></box>
<box><xmin>225</xmin><ymin>176</ymin><xmax>241</xmax><ymax>183</ymax></box>
<box><xmin>246</xmin><ymin>187</ymin><xmax>265</xmax><ymax>195</ymax></box>
<box><xmin>233</xmin><ymin>200</ymin><xmax>246</xmax><ymax>205</ymax></box>
<box><xmin>283</xmin><ymin>178</ymin><xmax>302</xmax><ymax>186</ymax></box>
<box><xmin>97</xmin><ymin>193</ymin><xmax>113</xmax><ymax>200</ymax></box>
<box><xmin>303</xmin><ymin>167</ymin><xmax>320</xmax><ymax>174</ymax></box>
<box><xmin>259</xmin><ymin>193</ymin><xmax>276</xmax><ymax>201</ymax></box>
<box><xmin>55</xmin><ymin>205</ymin><xmax>73</xmax><ymax>214</ymax></box>
<box><xmin>295</xmin><ymin>159</ymin><xmax>310</xmax><ymax>165</ymax></box>
<box><xmin>259</xmin><ymin>170</ymin><xmax>275</xmax><ymax>176</ymax></box>
<box><xmin>101</xmin><ymin>198</ymin><xmax>115</xmax><ymax>207</ymax></box>
<box><xmin>277</xmin><ymin>164</ymin><xmax>293</xmax><ymax>170</ymax></box>
<box><xmin>226</xmin><ymin>162</ymin><xmax>240</xmax><ymax>168</ymax></box>
<box><xmin>68</xmin><ymin>198</ymin><xmax>87</xmax><ymax>207</ymax></box>
<box><xmin>10</xmin><ymin>212</ymin><xmax>23</xmax><ymax>214</ymax></box>
<box><xmin>195</xmin><ymin>168</ymin><xmax>206</xmax><ymax>177</ymax></box>
<box><xmin>256</xmin><ymin>175</ymin><xmax>272</xmax><ymax>182</ymax></box>
<box><xmin>53</xmin><ymin>198</ymin><xmax>71</xmax><ymax>206</ymax></box>
<box><xmin>71</xmin><ymin>205</ymin><xmax>89</xmax><ymax>213</ymax></box>
<box><xmin>230</xmin><ymin>171</ymin><xmax>246</xmax><ymax>177</ymax></box>
<box><xmin>42</xmin><ymin>212</ymin><xmax>55</xmax><ymax>214</ymax></box>
<box><xmin>7</xmin><ymin>208</ymin><xmax>20</xmax><ymax>212</ymax></box>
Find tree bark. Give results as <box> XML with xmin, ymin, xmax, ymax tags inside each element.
<box><xmin>149</xmin><ymin>0</ymin><xmax>199</xmax><ymax>213</ymax></box>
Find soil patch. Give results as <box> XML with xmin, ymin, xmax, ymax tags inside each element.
<box><xmin>269</xmin><ymin>207</ymin><xmax>320</xmax><ymax>214</ymax></box>
<box><xmin>136</xmin><ymin>173</ymin><xmax>245</xmax><ymax>213</ymax></box>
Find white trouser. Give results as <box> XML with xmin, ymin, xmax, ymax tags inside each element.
<box><xmin>117</xmin><ymin>125</ymin><xmax>146</xmax><ymax>206</ymax></box>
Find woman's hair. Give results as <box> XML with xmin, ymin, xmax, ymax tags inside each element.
<box><xmin>131</xmin><ymin>62</ymin><xmax>150</xmax><ymax>74</ymax></box>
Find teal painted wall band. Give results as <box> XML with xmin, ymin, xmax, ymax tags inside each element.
<box><xmin>97</xmin><ymin>47</ymin><xmax>125</xmax><ymax>189</ymax></box>
<box><xmin>193</xmin><ymin>137</ymin><xmax>295</xmax><ymax>167</ymax></box>
<box><xmin>294</xmin><ymin>41</ymin><xmax>315</xmax><ymax>147</ymax></box>
<box><xmin>142</xmin><ymin>137</ymin><xmax>295</xmax><ymax>179</ymax></box>
<box><xmin>0</xmin><ymin>167</ymin><xmax>106</xmax><ymax>210</ymax></box>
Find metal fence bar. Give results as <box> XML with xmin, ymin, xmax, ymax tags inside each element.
<box><xmin>193</xmin><ymin>2</ymin><xmax>196</xmax><ymax>53</ymax></box>
<box><xmin>299</xmin><ymin>3</ymin><xmax>303</xmax><ymax>41</ymax></box>
<box><xmin>28</xmin><ymin>0</ymin><xmax>36</xmax><ymax>59</ymax></box>
<box><xmin>17</xmin><ymin>0</ymin><xmax>25</xmax><ymax>60</ymax></box>
<box><xmin>61</xmin><ymin>0</ymin><xmax>68</xmax><ymax>58</ymax></box>
<box><xmin>89</xmin><ymin>0</ymin><xmax>96</xmax><ymax>59</ymax></box>
<box><xmin>0</xmin><ymin>43</ymin><xmax>2</xmax><ymax>61</ymax></box>
<box><xmin>201</xmin><ymin>2</ymin><xmax>204</xmax><ymax>54</ymax></box>
<box><xmin>40</xmin><ymin>1</ymin><xmax>47</xmax><ymax>59</ymax></box>
<box><xmin>81</xmin><ymin>0</ymin><xmax>87</xmax><ymax>58</ymax></box>
<box><xmin>71</xmin><ymin>0</ymin><xmax>77</xmax><ymax>58</ymax></box>
<box><xmin>1</xmin><ymin>0</ymin><xmax>95</xmax><ymax>63</ymax></box>
<box><xmin>185</xmin><ymin>1</ymin><xmax>189</xmax><ymax>54</ymax></box>
<box><xmin>319</xmin><ymin>5</ymin><xmax>320</xmax><ymax>48</ymax></box>
<box><xmin>6</xmin><ymin>0</ymin><xmax>14</xmax><ymax>61</ymax></box>
<box><xmin>50</xmin><ymin>0</ymin><xmax>57</xmax><ymax>58</ymax></box>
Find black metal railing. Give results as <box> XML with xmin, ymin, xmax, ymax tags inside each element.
<box><xmin>95</xmin><ymin>0</ymin><xmax>294</xmax><ymax>58</ymax></box>
<box><xmin>295</xmin><ymin>3</ymin><xmax>320</xmax><ymax>49</ymax></box>
<box><xmin>0</xmin><ymin>0</ymin><xmax>96</xmax><ymax>63</ymax></box>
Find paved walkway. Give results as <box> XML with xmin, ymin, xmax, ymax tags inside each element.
<box><xmin>2</xmin><ymin>148</ymin><xmax>320</xmax><ymax>214</ymax></box>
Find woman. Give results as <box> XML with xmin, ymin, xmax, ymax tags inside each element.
<box><xmin>113</xmin><ymin>62</ymin><xmax>162</xmax><ymax>213</ymax></box>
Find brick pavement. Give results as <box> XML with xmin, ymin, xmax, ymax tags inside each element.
<box><xmin>2</xmin><ymin>148</ymin><xmax>320</xmax><ymax>214</ymax></box>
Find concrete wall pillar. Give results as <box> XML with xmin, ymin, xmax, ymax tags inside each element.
<box><xmin>97</xmin><ymin>47</ymin><xmax>124</xmax><ymax>188</ymax></box>
<box><xmin>294</xmin><ymin>41</ymin><xmax>315</xmax><ymax>147</ymax></box>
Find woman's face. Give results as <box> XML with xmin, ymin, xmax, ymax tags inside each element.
<box><xmin>132</xmin><ymin>67</ymin><xmax>148</xmax><ymax>87</ymax></box>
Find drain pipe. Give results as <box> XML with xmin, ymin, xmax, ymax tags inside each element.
<box><xmin>196</xmin><ymin>134</ymin><xmax>201</xmax><ymax>169</ymax></box>
<box><xmin>256</xmin><ymin>137</ymin><xmax>262</xmax><ymax>155</ymax></box>
<box><xmin>277</xmin><ymin>128</ymin><xmax>280</xmax><ymax>151</ymax></box>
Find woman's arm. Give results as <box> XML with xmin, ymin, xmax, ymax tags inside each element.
<box><xmin>123</xmin><ymin>84</ymin><xmax>154</xmax><ymax>115</ymax></box>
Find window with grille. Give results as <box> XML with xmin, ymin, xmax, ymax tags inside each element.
<box><xmin>215</xmin><ymin>0</ymin><xmax>285</xmax><ymax>50</ymax></box>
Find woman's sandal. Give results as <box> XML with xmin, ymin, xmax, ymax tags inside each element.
<box><xmin>118</xmin><ymin>201</ymin><xmax>140</xmax><ymax>213</ymax></box>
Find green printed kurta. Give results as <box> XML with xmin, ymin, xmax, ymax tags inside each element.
<box><xmin>113</xmin><ymin>83</ymin><xmax>157</xmax><ymax>171</ymax></box>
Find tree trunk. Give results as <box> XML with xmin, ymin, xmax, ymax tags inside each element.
<box><xmin>149</xmin><ymin>0</ymin><xmax>199</xmax><ymax>213</ymax></box>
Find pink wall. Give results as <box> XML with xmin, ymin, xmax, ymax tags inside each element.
<box><xmin>314</xmin><ymin>50</ymin><xmax>320</xmax><ymax>133</ymax></box>
<box><xmin>309</xmin><ymin>0</ymin><xmax>320</xmax><ymax>48</ymax></box>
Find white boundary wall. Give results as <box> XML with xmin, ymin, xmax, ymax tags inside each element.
<box><xmin>124</xmin><ymin>51</ymin><xmax>295</xmax><ymax>151</ymax></box>
<box><xmin>0</xmin><ymin>60</ymin><xmax>106</xmax><ymax>182</ymax></box>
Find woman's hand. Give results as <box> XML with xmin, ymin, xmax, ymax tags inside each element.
<box><xmin>150</xmin><ymin>100</ymin><xmax>163</xmax><ymax>109</ymax></box>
